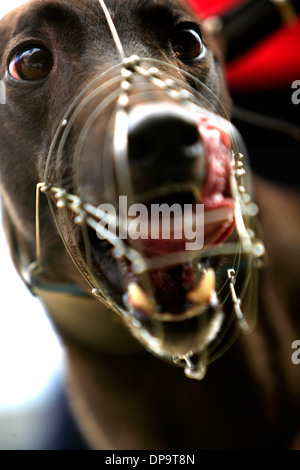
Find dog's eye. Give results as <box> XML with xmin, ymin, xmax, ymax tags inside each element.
<box><xmin>8</xmin><ymin>46</ymin><xmax>53</xmax><ymax>81</ymax></box>
<box><xmin>171</xmin><ymin>24</ymin><xmax>203</xmax><ymax>61</ymax></box>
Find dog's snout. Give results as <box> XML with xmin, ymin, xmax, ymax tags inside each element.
<box><xmin>127</xmin><ymin>104</ymin><xmax>206</xmax><ymax>194</ymax></box>
<box><xmin>128</xmin><ymin>104</ymin><xmax>204</xmax><ymax>165</ymax></box>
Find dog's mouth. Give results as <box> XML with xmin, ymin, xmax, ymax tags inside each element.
<box><xmin>59</xmin><ymin>107</ymin><xmax>239</xmax><ymax>372</ymax></box>
<box><xmin>76</xmin><ymin>112</ymin><xmax>240</xmax><ymax>369</ymax></box>
<box><xmin>120</xmin><ymin>114</ymin><xmax>235</xmax><ymax>319</ymax></box>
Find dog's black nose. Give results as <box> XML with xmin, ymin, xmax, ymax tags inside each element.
<box><xmin>127</xmin><ymin>104</ymin><xmax>206</xmax><ymax>195</ymax></box>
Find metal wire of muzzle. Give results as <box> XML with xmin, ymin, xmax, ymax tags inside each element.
<box><xmin>28</xmin><ymin>0</ymin><xmax>266</xmax><ymax>379</ymax></box>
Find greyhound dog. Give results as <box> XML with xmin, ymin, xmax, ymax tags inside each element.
<box><xmin>0</xmin><ymin>0</ymin><xmax>300</xmax><ymax>450</ymax></box>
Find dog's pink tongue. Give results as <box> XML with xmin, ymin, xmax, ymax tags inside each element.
<box><xmin>199</xmin><ymin>116</ymin><xmax>232</xmax><ymax>210</ymax></box>
<box><xmin>199</xmin><ymin>116</ymin><xmax>235</xmax><ymax>245</ymax></box>
<box><xmin>138</xmin><ymin>117</ymin><xmax>234</xmax><ymax>257</ymax></box>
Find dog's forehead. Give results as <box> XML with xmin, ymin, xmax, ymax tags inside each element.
<box><xmin>3</xmin><ymin>0</ymin><xmax>103</xmax><ymax>35</ymax></box>
<box><xmin>0</xmin><ymin>0</ymin><xmax>202</xmax><ymax>67</ymax></box>
<box><xmin>3</xmin><ymin>0</ymin><xmax>192</xmax><ymax>33</ymax></box>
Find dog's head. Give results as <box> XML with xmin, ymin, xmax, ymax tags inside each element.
<box><xmin>0</xmin><ymin>0</ymin><xmax>264</xmax><ymax>378</ymax></box>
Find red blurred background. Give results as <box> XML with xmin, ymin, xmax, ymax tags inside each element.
<box><xmin>187</xmin><ymin>0</ymin><xmax>300</xmax><ymax>92</ymax></box>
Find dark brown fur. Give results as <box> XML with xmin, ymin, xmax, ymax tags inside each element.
<box><xmin>0</xmin><ymin>0</ymin><xmax>299</xmax><ymax>449</ymax></box>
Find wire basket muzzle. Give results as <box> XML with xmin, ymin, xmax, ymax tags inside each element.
<box><xmin>40</xmin><ymin>57</ymin><xmax>265</xmax><ymax>379</ymax></box>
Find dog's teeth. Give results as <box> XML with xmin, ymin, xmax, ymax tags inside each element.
<box><xmin>187</xmin><ymin>268</ymin><xmax>216</xmax><ymax>305</ymax></box>
<box><xmin>128</xmin><ymin>283</ymin><xmax>156</xmax><ymax>314</ymax></box>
